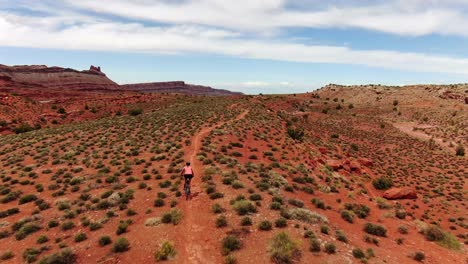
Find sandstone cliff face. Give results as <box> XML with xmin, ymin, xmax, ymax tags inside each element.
<box><xmin>122</xmin><ymin>81</ymin><xmax>242</xmax><ymax>96</ymax></box>
<box><xmin>0</xmin><ymin>64</ymin><xmax>120</xmax><ymax>93</ymax></box>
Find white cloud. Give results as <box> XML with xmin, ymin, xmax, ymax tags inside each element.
<box><xmin>64</xmin><ymin>0</ymin><xmax>468</xmax><ymax>37</ymax></box>
<box><xmin>2</xmin><ymin>12</ymin><xmax>468</xmax><ymax>75</ymax></box>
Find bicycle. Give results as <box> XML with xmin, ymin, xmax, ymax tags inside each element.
<box><xmin>184</xmin><ymin>178</ymin><xmax>191</xmax><ymax>200</ymax></box>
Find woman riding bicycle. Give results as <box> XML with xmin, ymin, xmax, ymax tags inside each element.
<box><xmin>180</xmin><ymin>162</ymin><xmax>194</xmax><ymax>200</ymax></box>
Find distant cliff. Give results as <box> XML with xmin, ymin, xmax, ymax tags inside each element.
<box><xmin>0</xmin><ymin>64</ymin><xmax>120</xmax><ymax>94</ymax></box>
<box><xmin>122</xmin><ymin>81</ymin><xmax>242</xmax><ymax>96</ymax></box>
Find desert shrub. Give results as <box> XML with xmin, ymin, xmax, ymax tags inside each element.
<box><xmin>216</xmin><ymin>216</ymin><xmax>228</xmax><ymax>228</ymax></box>
<box><xmin>340</xmin><ymin>210</ymin><xmax>354</xmax><ymax>223</ymax></box>
<box><xmin>344</xmin><ymin>203</ymin><xmax>370</xmax><ymax>218</ymax></box>
<box><xmin>275</xmin><ymin>217</ymin><xmax>288</xmax><ymax>228</ymax></box>
<box><xmin>423</xmin><ymin>225</ymin><xmax>445</xmax><ymax>241</ymax></box>
<box><xmin>364</xmin><ymin>223</ymin><xmax>387</xmax><ymax>237</ymax></box>
<box><xmin>128</xmin><ymin>108</ymin><xmax>143</xmax><ymax>116</ymax></box>
<box><xmin>320</xmin><ymin>225</ymin><xmax>329</xmax><ymax>234</ymax></box>
<box><xmin>311</xmin><ymin>198</ymin><xmax>325</xmax><ymax>209</ymax></box>
<box><xmin>222</xmin><ymin>235</ymin><xmax>241</xmax><ymax>255</ymax></box>
<box><xmin>249</xmin><ymin>194</ymin><xmax>262</xmax><ymax>201</ymax></box>
<box><xmin>74</xmin><ymin>232</ymin><xmax>87</xmax><ymax>242</ymax></box>
<box><xmin>287</xmin><ymin>199</ymin><xmax>304</xmax><ymax>208</ymax></box>
<box><xmin>37</xmin><ymin>235</ymin><xmax>49</xmax><ymax>244</ymax></box>
<box><xmin>336</xmin><ymin>230</ymin><xmax>348</xmax><ymax>243</ymax></box>
<box><xmin>259</xmin><ymin>220</ymin><xmax>272</xmax><ymax>231</ymax></box>
<box><xmin>455</xmin><ymin>145</ymin><xmax>465</xmax><ymax>156</ymax></box>
<box><xmin>288</xmin><ymin>208</ymin><xmax>328</xmax><ymax>224</ymax></box>
<box><xmin>48</xmin><ymin>220</ymin><xmax>59</xmax><ymax>228</ymax></box>
<box><xmin>16</xmin><ymin>223</ymin><xmax>41</xmax><ymax>240</ymax></box>
<box><xmin>99</xmin><ymin>236</ymin><xmax>112</xmax><ymax>246</ymax></box>
<box><xmin>38</xmin><ymin>248</ymin><xmax>76</xmax><ymax>264</ymax></box>
<box><xmin>352</xmin><ymin>248</ymin><xmax>365</xmax><ymax>259</ymax></box>
<box><xmin>268</xmin><ymin>232</ymin><xmax>301</xmax><ymax>264</ymax></box>
<box><xmin>324</xmin><ymin>242</ymin><xmax>336</xmax><ymax>254</ymax></box>
<box><xmin>413</xmin><ymin>252</ymin><xmax>425</xmax><ymax>262</ymax></box>
<box><xmin>240</xmin><ymin>217</ymin><xmax>252</xmax><ymax>226</ymax></box>
<box><xmin>211</xmin><ymin>203</ymin><xmax>224</xmax><ymax>214</ymax></box>
<box><xmin>112</xmin><ymin>237</ymin><xmax>130</xmax><ymax>252</ymax></box>
<box><xmin>19</xmin><ymin>194</ymin><xmax>38</xmax><ymax>204</ymax></box>
<box><xmin>161</xmin><ymin>209</ymin><xmax>183</xmax><ymax>225</ymax></box>
<box><xmin>155</xmin><ymin>241</ymin><xmax>176</xmax><ymax>261</ymax></box>
<box><xmin>116</xmin><ymin>221</ymin><xmax>129</xmax><ymax>235</ymax></box>
<box><xmin>14</xmin><ymin>123</ymin><xmax>35</xmax><ymax>134</ymax></box>
<box><xmin>0</xmin><ymin>250</ymin><xmax>13</xmax><ymax>260</ymax></box>
<box><xmin>61</xmin><ymin>221</ymin><xmax>75</xmax><ymax>231</ymax></box>
<box><xmin>398</xmin><ymin>225</ymin><xmax>409</xmax><ymax>234</ymax></box>
<box><xmin>0</xmin><ymin>207</ymin><xmax>20</xmax><ymax>218</ymax></box>
<box><xmin>224</xmin><ymin>255</ymin><xmax>237</xmax><ymax>264</ymax></box>
<box><xmin>287</xmin><ymin>127</ymin><xmax>304</xmax><ymax>141</ymax></box>
<box><xmin>233</xmin><ymin>200</ymin><xmax>257</xmax><ymax>215</ymax></box>
<box><xmin>309</xmin><ymin>239</ymin><xmax>321</xmax><ymax>252</ymax></box>
<box><xmin>372</xmin><ymin>177</ymin><xmax>393</xmax><ymax>190</ymax></box>
<box><xmin>23</xmin><ymin>248</ymin><xmax>41</xmax><ymax>263</ymax></box>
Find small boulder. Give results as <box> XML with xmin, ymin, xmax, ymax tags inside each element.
<box><xmin>358</xmin><ymin>158</ymin><xmax>373</xmax><ymax>167</ymax></box>
<box><xmin>326</xmin><ymin>160</ymin><xmax>342</xmax><ymax>171</ymax></box>
<box><xmin>383</xmin><ymin>187</ymin><xmax>417</xmax><ymax>200</ymax></box>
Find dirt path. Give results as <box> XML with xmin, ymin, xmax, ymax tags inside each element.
<box><xmin>393</xmin><ymin>122</ymin><xmax>453</xmax><ymax>151</ymax></box>
<box><xmin>180</xmin><ymin>110</ymin><xmax>249</xmax><ymax>264</ymax></box>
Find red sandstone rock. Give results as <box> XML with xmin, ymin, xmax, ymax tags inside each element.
<box><xmin>0</xmin><ymin>64</ymin><xmax>120</xmax><ymax>93</ymax></box>
<box><xmin>358</xmin><ymin>158</ymin><xmax>373</xmax><ymax>167</ymax></box>
<box><xmin>318</xmin><ymin>147</ymin><xmax>328</xmax><ymax>154</ymax></box>
<box><xmin>326</xmin><ymin>159</ymin><xmax>342</xmax><ymax>171</ymax></box>
<box><xmin>383</xmin><ymin>187</ymin><xmax>417</xmax><ymax>200</ymax></box>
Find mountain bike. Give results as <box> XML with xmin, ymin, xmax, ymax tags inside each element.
<box><xmin>184</xmin><ymin>178</ymin><xmax>191</xmax><ymax>200</ymax></box>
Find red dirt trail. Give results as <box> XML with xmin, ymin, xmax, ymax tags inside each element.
<box><xmin>180</xmin><ymin>109</ymin><xmax>249</xmax><ymax>264</ymax></box>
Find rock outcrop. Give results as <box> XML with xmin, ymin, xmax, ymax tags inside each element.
<box><xmin>0</xmin><ymin>64</ymin><xmax>120</xmax><ymax>93</ymax></box>
<box><xmin>383</xmin><ymin>187</ymin><xmax>417</xmax><ymax>200</ymax></box>
<box><xmin>121</xmin><ymin>81</ymin><xmax>242</xmax><ymax>96</ymax></box>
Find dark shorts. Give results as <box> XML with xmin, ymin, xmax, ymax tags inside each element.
<box><xmin>184</xmin><ymin>174</ymin><xmax>193</xmax><ymax>181</ymax></box>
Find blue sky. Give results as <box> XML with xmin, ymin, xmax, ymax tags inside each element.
<box><xmin>1</xmin><ymin>0</ymin><xmax>468</xmax><ymax>94</ymax></box>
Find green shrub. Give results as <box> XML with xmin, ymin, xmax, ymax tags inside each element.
<box><xmin>61</xmin><ymin>221</ymin><xmax>75</xmax><ymax>231</ymax></box>
<box><xmin>233</xmin><ymin>200</ymin><xmax>257</xmax><ymax>215</ymax></box>
<box><xmin>336</xmin><ymin>230</ymin><xmax>348</xmax><ymax>243</ymax></box>
<box><xmin>455</xmin><ymin>145</ymin><xmax>464</xmax><ymax>156</ymax></box>
<box><xmin>258</xmin><ymin>220</ymin><xmax>272</xmax><ymax>231</ymax></box>
<box><xmin>99</xmin><ymin>236</ymin><xmax>112</xmax><ymax>246</ymax></box>
<box><xmin>154</xmin><ymin>241</ymin><xmax>176</xmax><ymax>261</ymax></box>
<box><xmin>14</xmin><ymin>123</ymin><xmax>35</xmax><ymax>134</ymax></box>
<box><xmin>16</xmin><ymin>223</ymin><xmax>41</xmax><ymax>240</ymax></box>
<box><xmin>275</xmin><ymin>218</ymin><xmax>288</xmax><ymax>228</ymax></box>
<box><xmin>112</xmin><ymin>237</ymin><xmax>130</xmax><ymax>252</ymax></box>
<box><xmin>128</xmin><ymin>108</ymin><xmax>143</xmax><ymax>116</ymax></box>
<box><xmin>37</xmin><ymin>235</ymin><xmax>49</xmax><ymax>244</ymax></box>
<box><xmin>212</xmin><ymin>203</ymin><xmax>224</xmax><ymax>214</ymax></box>
<box><xmin>309</xmin><ymin>239</ymin><xmax>321</xmax><ymax>252</ymax></box>
<box><xmin>216</xmin><ymin>216</ymin><xmax>228</xmax><ymax>228</ymax></box>
<box><xmin>222</xmin><ymin>235</ymin><xmax>241</xmax><ymax>255</ymax></box>
<box><xmin>116</xmin><ymin>221</ymin><xmax>129</xmax><ymax>235</ymax></box>
<box><xmin>74</xmin><ymin>232</ymin><xmax>87</xmax><ymax>242</ymax></box>
<box><xmin>344</xmin><ymin>203</ymin><xmax>370</xmax><ymax>218</ymax></box>
<box><xmin>224</xmin><ymin>255</ymin><xmax>237</xmax><ymax>264</ymax></box>
<box><xmin>372</xmin><ymin>177</ymin><xmax>393</xmax><ymax>190</ymax></box>
<box><xmin>0</xmin><ymin>250</ymin><xmax>13</xmax><ymax>260</ymax></box>
<box><xmin>324</xmin><ymin>242</ymin><xmax>336</xmax><ymax>254</ymax></box>
<box><xmin>340</xmin><ymin>210</ymin><xmax>354</xmax><ymax>223</ymax></box>
<box><xmin>268</xmin><ymin>232</ymin><xmax>301</xmax><ymax>264</ymax></box>
<box><xmin>413</xmin><ymin>251</ymin><xmax>425</xmax><ymax>262</ymax></box>
<box><xmin>161</xmin><ymin>209</ymin><xmax>183</xmax><ymax>225</ymax></box>
<box><xmin>364</xmin><ymin>223</ymin><xmax>387</xmax><ymax>237</ymax></box>
<box><xmin>352</xmin><ymin>248</ymin><xmax>365</xmax><ymax>259</ymax></box>
<box><xmin>287</xmin><ymin>127</ymin><xmax>304</xmax><ymax>141</ymax></box>
<box><xmin>423</xmin><ymin>225</ymin><xmax>444</xmax><ymax>241</ymax></box>
<box><xmin>240</xmin><ymin>217</ymin><xmax>252</xmax><ymax>226</ymax></box>
<box><xmin>19</xmin><ymin>194</ymin><xmax>38</xmax><ymax>204</ymax></box>
<box><xmin>38</xmin><ymin>248</ymin><xmax>76</xmax><ymax>264</ymax></box>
